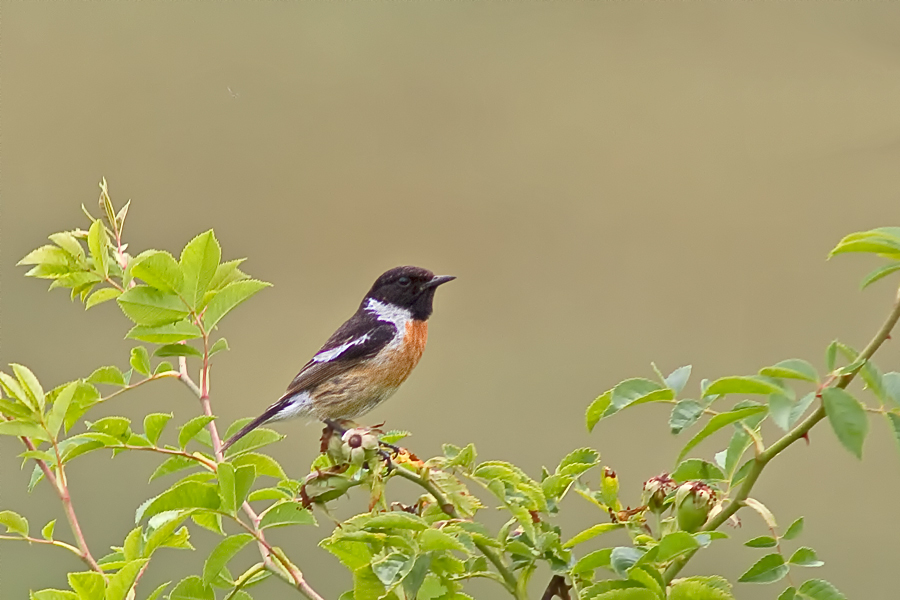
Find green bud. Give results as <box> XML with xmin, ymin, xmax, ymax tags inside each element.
<box><xmin>600</xmin><ymin>466</ymin><xmax>620</xmax><ymax>510</ymax></box>
<box><xmin>674</xmin><ymin>481</ymin><xmax>715</xmax><ymax>533</ymax></box>
<box><xmin>642</xmin><ymin>473</ymin><xmax>676</xmax><ymax>513</ymax></box>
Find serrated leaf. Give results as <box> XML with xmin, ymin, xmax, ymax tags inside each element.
<box><xmin>783</xmin><ymin>517</ymin><xmax>804</xmax><ymax>540</ymax></box>
<box><xmin>178</xmin><ymin>416</ymin><xmax>216</xmax><ymax>449</ymax></box>
<box><xmin>87</xmin><ymin>220</ymin><xmax>109</xmax><ymax>278</ymax></box>
<box><xmin>223</xmin><ymin>428</ymin><xmax>283</xmax><ymax>457</ymax></box>
<box><xmin>181</xmin><ymin>230</ymin><xmax>221</xmax><ymax>309</ymax></box>
<box><xmin>107</xmin><ymin>559</ymin><xmax>149</xmax><ymax>600</ymax></box>
<box><xmin>117</xmin><ymin>286</ymin><xmax>190</xmax><ymax>327</ymax></box>
<box><xmin>419</xmin><ymin>528</ymin><xmax>467</xmax><ymax>552</ymax></box>
<box><xmin>67</xmin><ymin>571</ymin><xmax>104</xmax><ymax>600</ymax></box>
<box><xmin>259</xmin><ymin>502</ymin><xmax>316</xmax><ymax>529</ymax></box>
<box><xmin>87</xmin><ymin>416</ymin><xmax>131</xmax><ymax>440</ymax></box>
<box><xmin>363</xmin><ymin>512</ymin><xmax>427</xmax><ymax>531</ymax></box>
<box><xmin>19</xmin><ymin>244</ymin><xmax>72</xmax><ymax>267</ymax></box>
<box><xmin>209</xmin><ymin>259</ymin><xmax>248</xmax><ymax>290</ymax></box>
<box><xmin>797</xmin><ymin>579</ymin><xmax>846</xmax><ymax>600</ymax></box>
<box><xmin>738</xmin><ymin>553</ymin><xmax>789</xmax><ymax>583</ymax></box>
<box><xmin>12</xmin><ymin>364</ymin><xmax>45</xmax><ymax>411</ymax></box>
<box><xmin>46</xmin><ymin>382</ymin><xmax>77</xmax><ymax>439</ymax></box>
<box><xmin>130</xmin><ymin>251</ymin><xmax>183</xmax><ymax>294</ymax></box>
<box><xmin>144</xmin><ymin>583</ymin><xmax>170</xmax><ymax>600</ymax></box>
<box><xmin>678</xmin><ymin>405</ymin><xmax>768</xmax><ymax>462</ymax></box>
<box><xmin>571</xmin><ymin>548</ymin><xmax>612</xmax><ymax>574</ymax></box>
<box><xmin>231</xmin><ymin>452</ymin><xmax>286</xmax><ymax>479</ymax></box>
<box><xmin>745</xmin><ymin>536</ymin><xmax>777</xmax><ymax>548</ymax></box>
<box><xmin>704</xmin><ymin>376</ymin><xmax>785</xmax><ymax>397</ymax></box>
<box><xmin>668</xmin><ymin>578</ymin><xmax>735</xmax><ymax>600</ymax></box>
<box><xmin>203</xmin><ymin>534</ymin><xmax>254</xmax><ymax>586</ymax></box>
<box><xmin>789</xmin><ymin>547</ymin><xmax>824</xmax><ymax>567</ymax></box>
<box><xmin>130</xmin><ymin>347</ymin><xmax>151</xmax><ymax>376</ymax></box>
<box><xmin>0</xmin><ymin>510</ymin><xmax>29</xmax><ymax>536</ymax></box>
<box><xmin>822</xmin><ymin>388</ymin><xmax>868</xmax><ymax>459</ymax></box>
<box><xmin>126</xmin><ymin>321</ymin><xmax>202</xmax><ymax>344</ymax></box>
<box><xmin>0</xmin><ymin>420</ymin><xmax>50</xmax><ymax>441</ymax></box>
<box><xmin>586</xmin><ymin>390</ymin><xmax>611</xmax><ymax>431</ymax></box>
<box><xmin>149</xmin><ymin>455</ymin><xmax>197</xmax><ymax>482</ymax></box>
<box><xmin>169</xmin><ymin>576</ymin><xmax>214</xmax><ymax>600</ymax></box>
<box><xmin>830</xmin><ymin>229</ymin><xmax>900</xmax><ymax>258</ymax></box>
<box><xmin>608</xmin><ymin>378</ymin><xmax>675</xmax><ymax>415</ymax></box>
<box><xmin>203</xmin><ymin>279</ymin><xmax>271</xmax><ymax>330</ymax></box>
<box><xmin>85</xmin><ymin>288</ymin><xmax>121</xmax><ymax>309</ymax></box>
<box><xmin>760</xmin><ymin>359</ymin><xmax>818</xmax><ymax>383</ymax></box>
<box><xmin>143</xmin><ymin>413</ymin><xmax>172</xmax><ymax>446</ymax></box>
<box><xmin>562</xmin><ymin>523</ymin><xmax>623</xmax><ymax>548</ymax></box>
<box><xmin>30</xmin><ymin>590</ymin><xmax>79</xmax><ymax>600</ymax></box>
<box><xmin>665</xmin><ymin>365</ymin><xmax>692</xmax><ymax>394</ymax></box>
<box><xmin>656</xmin><ymin>531</ymin><xmax>700</xmax><ymax>561</ymax></box>
<box><xmin>86</xmin><ymin>365</ymin><xmax>126</xmax><ymax>387</ymax></box>
<box><xmin>136</xmin><ymin>481</ymin><xmax>220</xmax><ymax>522</ymax></box>
<box><xmin>557</xmin><ymin>447</ymin><xmax>600</xmax><ymax>476</ymax></box>
<box><xmin>153</xmin><ymin>343</ymin><xmax>203</xmax><ymax>358</ymax></box>
<box><xmin>669</xmin><ymin>399</ymin><xmax>705</xmax><ymax>434</ymax></box>
<box><xmin>671</xmin><ymin>458</ymin><xmax>725</xmax><ymax>482</ymax></box>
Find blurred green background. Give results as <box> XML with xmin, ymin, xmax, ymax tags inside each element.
<box><xmin>3</xmin><ymin>2</ymin><xmax>900</xmax><ymax>598</ymax></box>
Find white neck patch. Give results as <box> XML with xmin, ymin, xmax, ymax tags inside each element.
<box><xmin>365</xmin><ymin>298</ymin><xmax>413</xmax><ymax>329</ymax></box>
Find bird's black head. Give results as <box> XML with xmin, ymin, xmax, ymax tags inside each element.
<box><xmin>364</xmin><ymin>266</ymin><xmax>455</xmax><ymax>320</ymax></box>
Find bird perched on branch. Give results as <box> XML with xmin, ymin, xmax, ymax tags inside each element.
<box><xmin>222</xmin><ymin>266</ymin><xmax>454</xmax><ymax>451</ymax></box>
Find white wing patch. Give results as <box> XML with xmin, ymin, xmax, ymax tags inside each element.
<box><xmin>312</xmin><ymin>333</ymin><xmax>372</xmax><ymax>363</ymax></box>
<box><xmin>365</xmin><ymin>298</ymin><xmax>412</xmax><ymax>329</ymax></box>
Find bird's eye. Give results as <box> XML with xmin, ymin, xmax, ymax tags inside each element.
<box><xmin>398</xmin><ymin>276</ymin><xmax>411</xmax><ymax>287</ymax></box>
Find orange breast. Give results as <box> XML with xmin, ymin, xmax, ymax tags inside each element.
<box><xmin>377</xmin><ymin>320</ymin><xmax>428</xmax><ymax>387</ymax></box>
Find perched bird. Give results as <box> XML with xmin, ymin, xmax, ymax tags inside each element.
<box><xmin>222</xmin><ymin>266</ymin><xmax>454</xmax><ymax>451</ymax></box>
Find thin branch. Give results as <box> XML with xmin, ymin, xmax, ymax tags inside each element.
<box><xmin>392</xmin><ymin>465</ymin><xmax>522</xmax><ymax>597</ymax></box>
<box><xmin>97</xmin><ymin>371</ymin><xmax>180</xmax><ymax>405</ymax></box>
<box><xmin>116</xmin><ymin>444</ymin><xmax>218</xmax><ymax>471</ymax></box>
<box><xmin>0</xmin><ymin>534</ymin><xmax>82</xmax><ymax>556</ymax></box>
<box><xmin>663</xmin><ymin>285</ymin><xmax>900</xmax><ymax>584</ymax></box>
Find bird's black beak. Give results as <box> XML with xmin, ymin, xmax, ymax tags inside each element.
<box><xmin>423</xmin><ymin>275</ymin><xmax>456</xmax><ymax>289</ymax></box>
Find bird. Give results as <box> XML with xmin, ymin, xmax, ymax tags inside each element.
<box><xmin>221</xmin><ymin>266</ymin><xmax>455</xmax><ymax>452</ymax></box>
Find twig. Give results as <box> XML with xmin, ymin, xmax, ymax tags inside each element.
<box><xmin>663</xmin><ymin>285</ymin><xmax>900</xmax><ymax>584</ymax></box>
<box><xmin>0</xmin><ymin>534</ymin><xmax>82</xmax><ymax>556</ymax></box>
<box><xmin>392</xmin><ymin>465</ymin><xmax>523</xmax><ymax>597</ymax></box>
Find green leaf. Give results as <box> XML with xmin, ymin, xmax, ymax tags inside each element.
<box><xmin>370</xmin><ymin>550</ymin><xmax>415</xmax><ymax>588</ymax></box>
<box><xmin>85</xmin><ymin>288</ymin><xmax>121</xmax><ymax>309</ymax></box>
<box><xmin>364</xmin><ymin>512</ymin><xmax>427</xmax><ymax>531</ymax></box>
<box><xmin>230</xmin><ymin>452</ymin><xmax>287</xmax><ymax>480</ymax></box>
<box><xmin>669</xmin><ymin>400</ymin><xmax>705</xmax><ymax>434</ymax></box>
<box><xmin>154</xmin><ymin>344</ymin><xmax>203</xmax><ymax>358</ymax></box>
<box><xmin>790</xmin><ymin>392</ymin><xmax>817</xmax><ymax>428</ymax></box>
<box><xmin>144</xmin><ymin>583</ymin><xmax>170</xmax><ymax>600</ymax></box>
<box><xmin>769</xmin><ymin>394</ymin><xmax>794</xmax><ymax>432</ymax></box>
<box><xmin>41</xmin><ymin>519</ymin><xmax>56</xmax><ymax>540</ymax></box>
<box><xmin>47</xmin><ymin>382</ymin><xmax>78</xmax><ymax>439</ymax></box>
<box><xmin>209</xmin><ymin>338</ymin><xmax>230</xmax><ymax>356</ymax></box>
<box><xmin>155</xmin><ymin>361</ymin><xmax>175</xmax><ymax>374</ymax></box>
<box><xmin>586</xmin><ymin>391</ymin><xmax>611</xmax><ymax>431</ymax></box>
<box><xmin>738</xmin><ymin>553</ymin><xmax>789</xmax><ymax>583</ymax></box>
<box><xmin>233</xmin><ymin>465</ymin><xmax>256</xmax><ymax>509</ymax></box>
<box><xmin>30</xmin><ymin>591</ymin><xmax>79</xmax><ymax>600</ymax></box>
<box><xmin>0</xmin><ymin>420</ymin><xmax>50</xmax><ymax>441</ymax></box>
<box><xmin>19</xmin><ymin>244</ymin><xmax>72</xmax><ymax>267</ymax></box>
<box><xmin>783</xmin><ymin>517</ymin><xmax>804</xmax><ymax>540</ymax></box>
<box><xmin>608</xmin><ymin>378</ymin><xmax>675</xmax><ymax>415</ymax></box>
<box><xmin>224</xmin><ymin>428</ymin><xmax>283</xmax><ymax>457</ymax></box>
<box><xmin>86</xmin><ymin>365</ymin><xmax>126</xmax><ymax>387</ymax></box>
<box><xmin>178</xmin><ymin>415</ymin><xmax>216</xmax><ymax>449</ymax></box>
<box><xmin>130</xmin><ymin>347</ymin><xmax>151</xmax><ymax>376</ymax></box>
<box><xmin>217</xmin><ymin>462</ymin><xmax>237</xmax><ymax>514</ymax></box>
<box><xmin>744</xmin><ymin>536</ymin><xmax>777</xmax><ymax>548</ymax></box>
<box><xmin>825</xmin><ymin>341</ymin><xmax>838</xmax><ymax>372</ymax></box>
<box><xmin>789</xmin><ymin>547</ymin><xmax>824</xmax><ymax>567</ymax></box>
<box><xmin>419</xmin><ymin>528</ymin><xmax>467</xmax><ymax>552</ymax></box>
<box><xmin>143</xmin><ymin>413</ymin><xmax>173</xmax><ymax>445</ymax></box>
<box><xmin>88</xmin><ymin>416</ymin><xmax>131</xmax><ymax>440</ymax></box>
<box><xmin>760</xmin><ymin>359</ymin><xmax>819</xmax><ymax>383</ymax></box>
<box><xmin>63</xmin><ymin>383</ymin><xmax>101</xmax><ymax>432</ymax></box>
<box><xmin>136</xmin><ymin>481</ymin><xmax>221</xmax><ymax>522</ymax></box>
<box><xmin>610</xmin><ymin>546</ymin><xmax>645</xmax><ymax>578</ymax></box>
<box><xmin>126</xmin><ymin>321</ymin><xmax>202</xmax><ymax>344</ymax></box>
<box><xmin>12</xmin><ymin>364</ymin><xmax>45</xmax><ymax>411</ymax></box>
<box><xmin>830</xmin><ymin>229</ymin><xmax>900</xmax><ymax>258</ymax></box>
<box><xmin>668</xmin><ymin>578</ymin><xmax>735</xmax><ymax>600</ymax></box>
<box><xmin>117</xmin><ymin>286</ymin><xmax>190</xmax><ymax>327</ymax></box>
<box><xmin>671</xmin><ymin>459</ymin><xmax>725</xmax><ymax>482</ymax></box>
<box><xmin>209</xmin><ymin>259</ymin><xmax>248</xmax><ymax>290</ymax></box>
<box><xmin>0</xmin><ymin>371</ymin><xmax>29</xmax><ymax>405</ymax></box>
<box><xmin>202</xmin><ymin>534</ymin><xmax>254</xmax><ymax>586</ymax></box>
<box><xmin>557</xmin><ymin>447</ymin><xmax>600</xmax><ymax>476</ymax></box>
<box><xmin>87</xmin><ymin>219</ymin><xmax>109</xmax><ymax>278</ymax></box>
<box><xmin>779</xmin><ymin>588</ymin><xmax>797</xmax><ymax>600</ymax></box>
<box><xmin>106</xmin><ymin>559</ymin><xmax>149</xmax><ymax>600</ymax></box>
<box><xmin>130</xmin><ymin>251</ymin><xmax>183</xmax><ymax>294</ymax></box>
<box><xmin>169</xmin><ymin>576</ymin><xmax>214</xmax><ymax>600</ymax></box>
<box><xmin>797</xmin><ymin>579</ymin><xmax>847</xmax><ymax>600</ymax></box>
<box><xmin>703</xmin><ymin>376</ymin><xmax>784</xmax><ymax>397</ymax></box>
<box><xmin>49</xmin><ymin>231</ymin><xmax>87</xmax><ymax>262</ymax></box>
<box><xmin>562</xmin><ymin>523</ymin><xmax>623</xmax><ymax>548</ymax></box>
<box><xmin>822</xmin><ymin>388</ymin><xmax>868</xmax><ymax>459</ymax></box>
<box><xmin>149</xmin><ymin>455</ymin><xmax>197</xmax><ymax>482</ymax></box>
<box><xmin>656</xmin><ymin>531</ymin><xmax>700</xmax><ymax>561</ymax></box>
<box><xmin>678</xmin><ymin>405</ymin><xmax>768</xmax><ymax>462</ymax></box>
<box><xmin>259</xmin><ymin>502</ymin><xmax>316</xmax><ymax>529</ymax></box>
<box><xmin>665</xmin><ymin>365</ymin><xmax>692</xmax><ymax>394</ymax></box>
<box><xmin>68</xmin><ymin>571</ymin><xmax>104</xmax><ymax>600</ymax></box>
<box><xmin>203</xmin><ymin>280</ymin><xmax>271</xmax><ymax>330</ymax></box>
<box><xmin>571</xmin><ymin>548</ymin><xmax>612</xmax><ymax>574</ymax></box>
<box><xmin>860</xmin><ymin>262</ymin><xmax>900</xmax><ymax>289</ymax></box>
<box><xmin>0</xmin><ymin>510</ymin><xmax>29</xmax><ymax>536</ymax></box>
<box><xmin>180</xmin><ymin>230</ymin><xmax>221</xmax><ymax>309</ymax></box>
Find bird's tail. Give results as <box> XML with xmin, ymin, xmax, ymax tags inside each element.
<box><xmin>221</xmin><ymin>400</ymin><xmax>286</xmax><ymax>453</ymax></box>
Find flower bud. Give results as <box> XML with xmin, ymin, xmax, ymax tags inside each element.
<box><xmin>674</xmin><ymin>481</ymin><xmax>716</xmax><ymax>533</ymax></box>
<box><xmin>600</xmin><ymin>466</ymin><xmax>620</xmax><ymax>510</ymax></box>
<box><xmin>340</xmin><ymin>428</ymin><xmax>380</xmax><ymax>466</ymax></box>
<box><xmin>642</xmin><ymin>473</ymin><xmax>676</xmax><ymax>513</ymax></box>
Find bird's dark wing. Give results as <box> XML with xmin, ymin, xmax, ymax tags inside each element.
<box><xmin>282</xmin><ymin>322</ymin><xmax>396</xmax><ymax>398</ymax></box>
<box><xmin>221</xmin><ymin>322</ymin><xmax>396</xmax><ymax>453</ymax></box>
